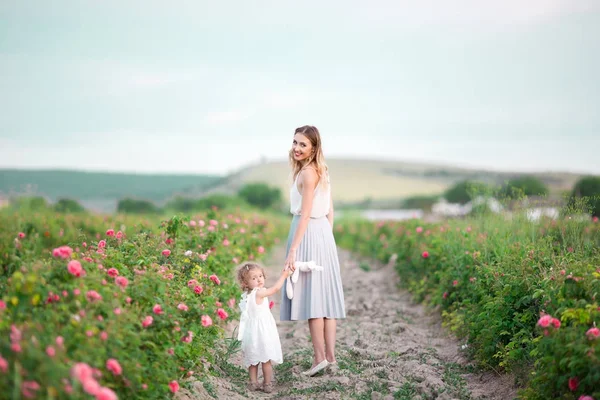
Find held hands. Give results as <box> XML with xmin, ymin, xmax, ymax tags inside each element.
<box><xmin>284</xmin><ymin>248</ymin><xmax>297</xmax><ymax>273</ymax></box>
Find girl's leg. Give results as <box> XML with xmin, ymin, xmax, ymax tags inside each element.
<box><xmin>249</xmin><ymin>364</ymin><xmax>259</xmax><ymax>384</ymax></box>
<box><xmin>324</xmin><ymin>318</ymin><xmax>337</xmax><ymax>363</ymax></box>
<box><xmin>308</xmin><ymin>317</ymin><xmax>326</xmax><ymax>367</ymax></box>
<box><xmin>261</xmin><ymin>361</ymin><xmax>273</xmax><ymax>384</ymax></box>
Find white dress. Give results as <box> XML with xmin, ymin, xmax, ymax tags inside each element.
<box><xmin>238</xmin><ymin>288</ymin><xmax>283</xmax><ymax>367</ymax></box>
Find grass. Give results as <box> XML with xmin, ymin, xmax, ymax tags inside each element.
<box><xmin>359</xmin><ymin>261</ymin><xmax>371</xmax><ymax>272</ymax></box>
<box><xmin>394</xmin><ymin>381</ymin><xmax>418</xmax><ymax>399</ymax></box>
<box><xmin>275</xmin><ymin>381</ymin><xmax>347</xmax><ymax>398</ymax></box>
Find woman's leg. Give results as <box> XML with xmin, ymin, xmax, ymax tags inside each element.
<box><xmin>249</xmin><ymin>364</ymin><xmax>259</xmax><ymax>383</ymax></box>
<box><xmin>308</xmin><ymin>317</ymin><xmax>326</xmax><ymax>367</ymax></box>
<box><xmin>324</xmin><ymin>318</ymin><xmax>337</xmax><ymax>363</ymax></box>
<box><xmin>261</xmin><ymin>361</ymin><xmax>273</xmax><ymax>384</ymax></box>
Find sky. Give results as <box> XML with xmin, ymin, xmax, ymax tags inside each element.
<box><xmin>1</xmin><ymin>0</ymin><xmax>599</xmax><ymax>176</ymax></box>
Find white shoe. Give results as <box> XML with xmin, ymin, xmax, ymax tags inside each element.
<box><xmin>302</xmin><ymin>360</ymin><xmax>329</xmax><ymax>377</ymax></box>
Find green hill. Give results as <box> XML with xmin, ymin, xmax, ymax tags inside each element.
<box><xmin>0</xmin><ymin>169</ymin><xmax>222</xmax><ymax>203</ymax></box>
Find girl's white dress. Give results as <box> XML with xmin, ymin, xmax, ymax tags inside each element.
<box><xmin>238</xmin><ymin>287</ymin><xmax>283</xmax><ymax>367</ymax></box>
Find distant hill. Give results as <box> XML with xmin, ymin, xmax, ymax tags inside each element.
<box><xmin>0</xmin><ymin>169</ymin><xmax>222</xmax><ymax>212</ymax></box>
<box><xmin>203</xmin><ymin>158</ymin><xmax>585</xmax><ymax>205</ymax></box>
<box><xmin>0</xmin><ymin>161</ymin><xmax>588</xmax><ymax>212</ymax></box>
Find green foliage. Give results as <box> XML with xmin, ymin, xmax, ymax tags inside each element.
<box><xmin>117</xmin><ymin>198</ymin><xmax>159</xmax><ymax>214</ymax></box>
<box><xmin>335</xmin><ymin>212</ymin><xmax>600</xmax><ymax>399</ymax></box>
<box><xmin>238</xmin><ymin>183</ymin><xmax>282</xmax><ymax>210</ymax></box>
<box><xmin>570</xmin><ymin>176</ymin><xmax>600</xmax><ymax>217</ymax></box>
<box><xmin>444</xmin><ymin>181</ymin><xmax>490</xmax><ymax>204</ymax></box>
<box><xmin>500</xmin><ymin>176</ymin><xmax>549</xmax><ymax>199</ymax></box>
<box><xmin>10</xmin><ymin>196</ymin><xmax>50</xmax><ymax>212</ymax></box>
<box><xmin>54</xmin><ymin>198</ymin><xmax>85</xmax><ymax>213</ymax></box>
<box><xmin>0</xmin><ymin>208</ymin><xmax>287</xmax><ymax>398</ymax></box>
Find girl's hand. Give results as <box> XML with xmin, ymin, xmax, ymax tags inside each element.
<box><xmin>284</xmin><ymin>249</ymin><xmax>296</xmax><ymax>273</ymax></box>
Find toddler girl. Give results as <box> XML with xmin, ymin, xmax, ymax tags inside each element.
<box><xmin>237</xmin><ymin>262</ymin><xmax>290</xmax><ymax>393</ymax></box>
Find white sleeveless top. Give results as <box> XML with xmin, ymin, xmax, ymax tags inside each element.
<box><xmin>290</xmin><ymin>171</ymin><xmax>331</xmax><ymax>218</ymax></box>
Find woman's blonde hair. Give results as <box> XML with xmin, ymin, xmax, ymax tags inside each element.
<box><xmin>236</xmin><ymin>262</ymin><xmax>266</xmax><ymax>292</ymax></box>
<box><xmin>289</xmin><ymin>125</ymin><xmax>328</xmax><ymax>188</ymax></box>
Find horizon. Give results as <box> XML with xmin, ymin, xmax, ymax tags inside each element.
<box><xmin>1</xmin><ymin>1</ymin><xmax>599</xmax><ymax>175</ymax></box>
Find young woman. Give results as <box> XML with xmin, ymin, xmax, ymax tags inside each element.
<box><xmin>280</xmin><ymin>125</ymin><xmax>346</xmax><ymax>376</ymax></box>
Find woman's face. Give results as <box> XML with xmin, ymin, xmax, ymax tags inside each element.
<box><xmin>292</xmin><ymin>133</ymin><xmax>313</xmax><ymax>162</ymax></box>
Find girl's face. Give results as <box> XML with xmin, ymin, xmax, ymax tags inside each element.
<box><xmin>246</xmin><ymin>269</ymin><xmax>265</xmax><ymax>290</ymax></box>
<box><xmin>292</xmin><ymin>133</ymin><xmax>313</xmax><ymax>162</ymax></box>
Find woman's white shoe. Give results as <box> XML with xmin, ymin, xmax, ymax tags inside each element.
<box><xmin>303</xmin><ymin>360</ymin><xmax>329</xmax><ymax>377</ymax></box>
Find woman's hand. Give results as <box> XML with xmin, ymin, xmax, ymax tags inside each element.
<box><xmin>284</xmin><ymin>248</ymin><xmax>297</xmax><ymax>273</ymax></box>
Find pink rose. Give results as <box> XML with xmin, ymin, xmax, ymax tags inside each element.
<box><xmin>422</xmin><ymin>251</ymin><xmax>429</xmax><ymax>258</ymax></box>
<box><xmin>194</xmin><ymin>285</ymin><xmax>203</xmax><ymax>295</ymax></box>
<box><xmin>258</xmin><ymin>246</ymin><xmax>265</xmax><ymax>254</ymax></box>
<box><xmin>222</xmin><ymin>239</ymin><xmax>230</xmax><ymax>246</ymax></box>
<box><xmin>162</xmin><ymin>249</ymin><xmax>171</xmax><ymax>257</ymax></box>
<box><xmin>96</xmin><ymin>387</ymin><xmax>117</xmax><ymax>400</ymax></box>
<box><xmin>551</xmin><ymin>318</ymin><xmax>561</xmax><ymax>329</ymax></box>
<box><xmin>100</xmin><ymin>331</ymin><xmax>108</xmax><ymax>341</ymax></box>
<box><xmin>586</xmin><ymin>327</ymin><xmax>600</xmax><ymax>340</ymax></box>
<box><xmin>569</xmin><ymin>377</ymin><xmax>579</xmax><ymax>391</ymax></box>
<box><xmin>107</xmin><ymin>268</ymin><xmax>119</xmax><ymax>277</ymax></box>
<box><xmin>0</xmin><ymin>300</ymin><xmax>6</xmax><ymax>311</ymax></box>
<box><xmin>71</xmin><ymin>362</ymin><xmax>93</xmax><ymax>382</ymax></box>
<box><xmin>142</xmin><ymin>316</ymin><xmax>153</xmax><ymax>328</ymax></box>
<box><xmin>217</xmin><ymin>308</ymin><xmax>228</xmax><ymax>320</ymax></box>
<box><xmin>83</xmin><ymin>378</ymin><xmax>101</xmax><ymax>395</ymax></box>
<box><xmin>106</xmin><ymin>358</ymin><xmax>122</xmax><ymax>376</ymax></box>
<box><xmin>21</xmin><ymin>381</ymin><xmax>40</xmax><ymax>399</ymax></box>
<box><xmin>46</xmin><ymin>346</ymin><xmax>56</xmax><ymax>357</ymax></box>
<box><xmin>86</xmin><ymin>290</ymin><xmax>102</xmax><ymax>302</ymax></box>
<box><xmin>98</xmin><ymin>240</ymin><xmax>106</xmax><ymax>249</ymax></box>
<box><xmin>209</xmin><ymin>274</ymin><xmax>221</xmax><ymax>285</ymax></box>
<box><xmin>177</xmin><ymin>303</ymin><xmax>189</xmax><ymax>311</ymax></box>
<box><xmin>106</xmin><ymin>229</ymin><xmax>115</xmax><ymax>237</ymax></box>
<box><xmin>201</xmin><ymin>315</ymin><xmax>213</xmax><ymax>327</ymax></box>
<box><xmin>67</xmin><ymin>260</ymin><xmax>85</xmax><ymax>277</ymax></box>
<box><xmin>153</xmin><ymin>304</ymin><xmax>164</xmax><ymax>315</ymax></box>
<box><xmin>18</xmin><ymin>232</ymin><xmax>26</xmax><ymax>239</ymax></box>
<box><xmin>0</xmin><ymin>356</ymin><xmax>8</xmax><ymax>373</ymax></box>
<box><xmin>537</xmin><ymin>315</ymin><xmax>552</xmax><ymax>328</ymax></box>
<box><xmin>52</xmin><ymin>245</ymin><xmax>73</xmax><ymax>259</ymax></box>
<box><xmin>115</xmin><ymin>276</ymin><xmax>128</xmax><ymax>288</ymax></box>
<box><xmin>269</xmin><ymin>301</ymin><xmax>274</xmax><ymax>309</ymax></box>
<box><xmin>169</xmin><ymin>381</ymin><xmax>180</xmax><ymax>393</ymax></box>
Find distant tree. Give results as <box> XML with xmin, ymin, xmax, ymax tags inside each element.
<box><xmin>500</xmin><ymin>176</ymin><xmax>549</xmax><ymax>199</ymax></box>
<box><xmin>570</xmin><ymin>176</ymin><xmax>600</xmax><ymax>217</ymax></box>
<box><xmin>238</xmin><ymin>183</ymin><xmax>282</xmax><ymax>209</ymax></box>
<box><xmin>117</xmin><ymin>198</ymin><xmax>158</xmax><ymax>214</ymax></box>
<box><xmin>165</xmin><ymin>194</ymin><xmax>247</xmax><ymax>212</ymax></box>
<box><xmin>11</xmin><ymin>196</ymin><xmax>49</xmax><ymax>211</ymax></box>
<box><xmin>444</xmin><ymin>181</ymin><xmax>490</xmax><ymax>204</ymax></box>
<box><xmin>401</xmin><ymin>195</ymin><xmax>440</xmax><ymax>211</ymax></box>
<box><xmin>54</xmin><ymin>198</ymin><xmax>85</xmax><ymax>213</ymax></box>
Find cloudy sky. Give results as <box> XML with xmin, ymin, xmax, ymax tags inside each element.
<box><xmin>1</xmin><ymin>0</ymin><xmax>599</xmax><ymax>175</ymax></box>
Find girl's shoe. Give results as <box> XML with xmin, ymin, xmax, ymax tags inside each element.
<box><xmin>247</xmin><ymin>382</ymin><xmax>261</xmax><ymax>391</ymax></box>
<box><xmin>262</xmin><ymin>382</ymin><xmax>274</xmax><ymax>393</ymax></box>
<box><xmin>302</xmin><ymin>360</ymin><xmax>329</xmax><ymax>377</ymax></box>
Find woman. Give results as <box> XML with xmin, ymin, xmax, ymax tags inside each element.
<box><xmin>280</xmin><ymin>125</ymin><xmax>346</xmax><ymax>377</ymax></box>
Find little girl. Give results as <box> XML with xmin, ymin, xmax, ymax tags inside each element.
<box><xmin>237</xmin><ymin>262</ymin><xmax>290</xmax><ymax>393</ymax></box>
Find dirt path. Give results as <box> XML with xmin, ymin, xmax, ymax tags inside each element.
<box><xmin>178</xmin><ymin>244</ymin><xmax>519</xmax><ymax>399</ymax></box>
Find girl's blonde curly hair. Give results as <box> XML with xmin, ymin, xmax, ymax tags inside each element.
<box><xmin>237</xmin><ymin>262</ymin><xmax>267</xmax><ymax>292</ymax></box>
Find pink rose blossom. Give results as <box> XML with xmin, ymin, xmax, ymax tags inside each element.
<box><xmin>142</xmin><ymin>316</ymin><xmax>153</xmax><ymax>328</ymax></box>
<box><xmin>83</xmin><ymin>378</ymin><xmax>101</xmax><ymax>395</ymax></box>
<box><xmin>107</xmin><ymin>268</ymin><xmax>119</xmax><ymax>277</ymax></box>
<box><xmin>167</xmin><ymin>348</ymin><xmax>174</xmax><ymax>355</ymax></box>
<box><xmin>209</xmin><ymin>219</ymin><xmax>218</xmax><ymax>226</ymax></box>
<box><xmin>258</xmin><ymin>246</ymin><xmax>265</xmax><ymax>254</ymax></box>
<box><xmin>73</xmin><ymin>288</ymin><xmax>81</xmax><ymax>296</ymax></box>
<box><xmin>46</xmin><ymin>346</ymin><xmax>56</xmax><ymax>357</ymax></box>
<box><xmin>11</xmin><ymin>343</ymin><xmax>21</xmax><ymax>353</ymax></box>
<box><xmin>126</xmin><ymin>297</ymin><xmax>132</xmax><ymax>304</ymax></box>
<box><xmin>106</xmin><ymin>359</ymin><xmax>122</xmax><ymax>376</ymax></box>
<box><xmin>21</xmin><ymin>381</ymin><xmax>40</xmax><ymax>398</ymax></box>
<box><xmin>537</xmin><ymin>315</ymin><xmax>552</xmax><ymax>328</ymax></box>
<box><xmin>269</xmin><ymin>301</ymin><xmax>275</xmax><ymax>309</ymax></box>
<box><xmin>169</xmin><ymin>381</ymin><xmax>180</xmax><ymax>393</ymax></box>
<box><xmin>115</xmin><ymin>276</ymin><xmax>128</xmax><ymax>288</ymax></box>
<box><xmin>96</xmin><ymin>387</ymin><xmax>118</xmax><ymax>400</ymax></box>
<box><xmin>100</xmin><ymin>331</ymin><xmax>108</xmax><ymax>341</ymax></box>
<box><xmin>18</xmin><ymin>232</ymin><xmax>26</xmax><ymax>239</ymax></box>
<box><xmin>217</xmin><ymin>308</ymin><xmax>228</xmax><ymax>320</ymax></box>
<box><xmin>177</xmin><ymin>303</ymin><xmax>189</xmax><ymax>311</ymax></box>
<box><xmin>56</xmin><ymin>336</ymin><xmax>64</xmax><ymax>347</ymax></box>
<box><xmin>201</xmin><ymin>315</ymin><xmax>213</xmax><ymax>327</ymax></box>
<box><xmin>569</xmin><ymin>377</ymin><xmax>579</xmax><ymax>391</ymax></box>
<box><xmin>106</xmin><ymin>229</ymin><xmax>115</xmax><ymax>237</ymax></box>
<box><xmin>116</xmin><ymin>231</ymin><xmax>124</xmax><ymax>239</ymax></box>
<box><xmin>209</xmin><ymin>274</ymin><xmax>221</xmax><ymax>285</ymax></box>
<box><xmin>422</xmin><ymin>251</ymin><xmax>429</xmax><ymax>258</ymax></box>
<box><xmin>142</xmin><ymin>384</ymin><xmax>148</xmax><ymax>390</ymax></box>
<box><xmin>162</xmin><ymin>249</ymin><xmax>171</xmax><ymax>257</ymax></box>
<box><xmin>71</xmin><ymin>362</ymin><xmax>94</xmax><ymax>382</ymax></box>
<box><xmin>194</xmin><ymin>285</ymin><xmax>203</xmax><ymax>294</ymax></box>
<box><xmin>222</xmin><ymin>239</ymin><xmax>230</xmax><ymax>246</ymax></box>
<box><xmin>586</xmin><ymin>327</ymin><xmax>600</xmax><ymax>340</ymax></box>
<box><xmin>416</xmin><ymin>227</ymin><xmax>423</xmax><ymax>233</ymax></box>
<box><xmin>0</xmin><ymin>356</ymin><xmax>8</xmax><ymax>373</ymax></box>
<box><xmin>228</xmin><ymin>298</ymin><xmax>236</xmax><ymax>308</ymax></box>
<box><xmin>67</xmin><ymin>260</ymin><xmax>85</xmax><ymax>277</ymax></box>
<box><xmin>86</xmin><ymin>290</ymin><xmax>102</xmax><ymax>302</ymax></box>
<box><xmin>579</xmin><ymin>396</ymin><xmax>594</xmax><ymax>400</ymax></box>
<box><xmin>551</xmin><ymin>318</ymin><xmax>561</xmax><ymax>329</ymax></box>
<box><xmin>153</xmin><ymin>304</ymin><xmax>164</xmax><ymax>315</ymax></box>
<box><xmin>98</xmin><ymin>240</ymin><xmax>106</xmax><ymax>249</ymax></box>
<box><xmin>0</xmin><ymin>300</ymin><xmax>6</xmax><ymax>311</ymax></box>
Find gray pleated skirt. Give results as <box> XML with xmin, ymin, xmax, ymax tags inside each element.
<box><xmin>280</xmin><ymin>215</ymin><xmax>346</xmax><ymax>321</ymax></box>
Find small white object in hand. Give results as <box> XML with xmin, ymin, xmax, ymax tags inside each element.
<box><xmin>286</xmin><ymin>261</ymin><xmax>324</xmax><ymax>300</ymax></box>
